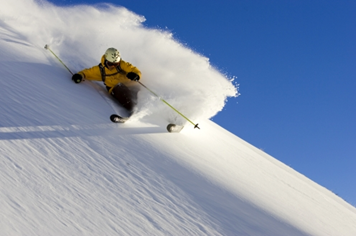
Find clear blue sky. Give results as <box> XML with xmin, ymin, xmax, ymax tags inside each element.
<box><xmin>48</xmin><ymin>0</ymin><xmax>356</xmax><ymax>206</ymax></box>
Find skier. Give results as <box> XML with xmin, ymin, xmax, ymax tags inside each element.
<box><xmin>71</xmin><ymin>47</ymin><xmax>141</xmax><ymax>115</ymax></box>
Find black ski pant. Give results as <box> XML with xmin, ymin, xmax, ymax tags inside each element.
<box><xmin>108</xmin><ymin>83</ymin><xmax>138</xmax><ymax>114</ymax></box>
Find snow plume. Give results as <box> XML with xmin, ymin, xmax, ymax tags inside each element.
<box><xmin>0</xmin><ymin>0</ymin><xmax>237</xmax><ymax>125</ymax></box>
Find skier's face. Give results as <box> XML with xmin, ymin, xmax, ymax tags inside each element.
<box><xmin>106</xmin><ymin>60</ymin><xmax>120</xmax><ymax>68</ymax></box>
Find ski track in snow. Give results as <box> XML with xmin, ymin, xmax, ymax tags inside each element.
<box><xmin>0</xmin><ymin>0</ymin><xmax>355</xmax><ymax>235</ymax></box>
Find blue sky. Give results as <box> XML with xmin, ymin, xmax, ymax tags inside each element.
<box><xmin>47</xmin><ymin>0</ymin><xmax>356</xmax><ymax>206</ymax></box>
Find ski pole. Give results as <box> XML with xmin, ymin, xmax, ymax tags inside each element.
<box><xmin>44</xmin><ymin>45</ymin><xmax>74</xmax><ymax>75</ymax></box>
<box><xmin>137</xmin><ymin>81</ymin><xmax>200</xmax><ymax>129</ymax></box>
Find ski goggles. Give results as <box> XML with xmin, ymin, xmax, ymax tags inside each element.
<box><xmin>106</xmin><ymin>60</ymin><xmax>120</xmax><ymax>67</ymax></box>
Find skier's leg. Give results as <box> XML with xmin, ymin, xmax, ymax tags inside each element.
<box><xmin>110</xmin><ymin>83</ymin><xmax>136</xmax><ymax>113</ymax></box>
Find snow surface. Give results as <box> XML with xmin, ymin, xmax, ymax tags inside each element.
<box><xmin>0</xmin><ymin>0</ymin><xmax>355</xmax><ymax>235</ymax></box>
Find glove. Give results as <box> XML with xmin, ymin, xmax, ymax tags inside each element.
<box><xmin>126</xmin><ymin>72</ymin><xmax>140</xmax><ymax>81</ymax></box>
<box><xmin>72</xmin><ymin>73</ymin><xmax>83</xmax><ymax>83</ymax></box>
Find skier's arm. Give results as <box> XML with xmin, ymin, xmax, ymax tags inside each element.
<box><xmin>122</xmin><ymin>61</ymin><xmax>142</xmax><ymax>81</ymax></box>
<box><xmin>77</xmin><ymin>65</ymin><xmax>102</xmax><ymax>81</ymax></box>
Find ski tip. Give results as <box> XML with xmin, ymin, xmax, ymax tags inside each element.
<box><xmin>110</xmin><ymin>114</ymin><xmax>129</xmax><ymax>123</ymax></box>
<box><xmin>167</xmin><ymin>124</ymin><xmax>184</xmax><ymax>133</ymax></box>
<box><xmin>44</xmin><ymin>44</ymin><xmax>49</xmax><ymax>49</ymax></box>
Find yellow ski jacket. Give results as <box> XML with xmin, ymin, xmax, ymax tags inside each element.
<box><xmin>77</xmin><ymin>55</ymin><xmax>141</xmax><ymax>92</ymax></box>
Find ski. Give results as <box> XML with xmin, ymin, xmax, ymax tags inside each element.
<box><xmin>110</xmin><ymin>114</ymin><xmax>130</xmax><ymax>123</ymax></box>
<box><xmin>110</xmin><ymin>115</ymin><xmax>183</xmax><ymax>133</ymax></box>
<box><xmin>167</xmin><ymin>124</ymin><xmax>184</xmax><ymax>133</ymax></box>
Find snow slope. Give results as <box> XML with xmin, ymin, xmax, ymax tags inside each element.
<box><xmin>0</xmin><ymin>0</ymin><xmax>355</xmax><ymax>235</ymax></box>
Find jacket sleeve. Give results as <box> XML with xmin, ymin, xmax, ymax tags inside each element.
<box><xmin>122</xmin><ymin>61</ymin><xmax>142</xmax><ymax>79</ymax></box>
<box><xmin>78</xmin><ymin>65</ymin><xmax>102</xmax><ymax>81</ymax></box>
